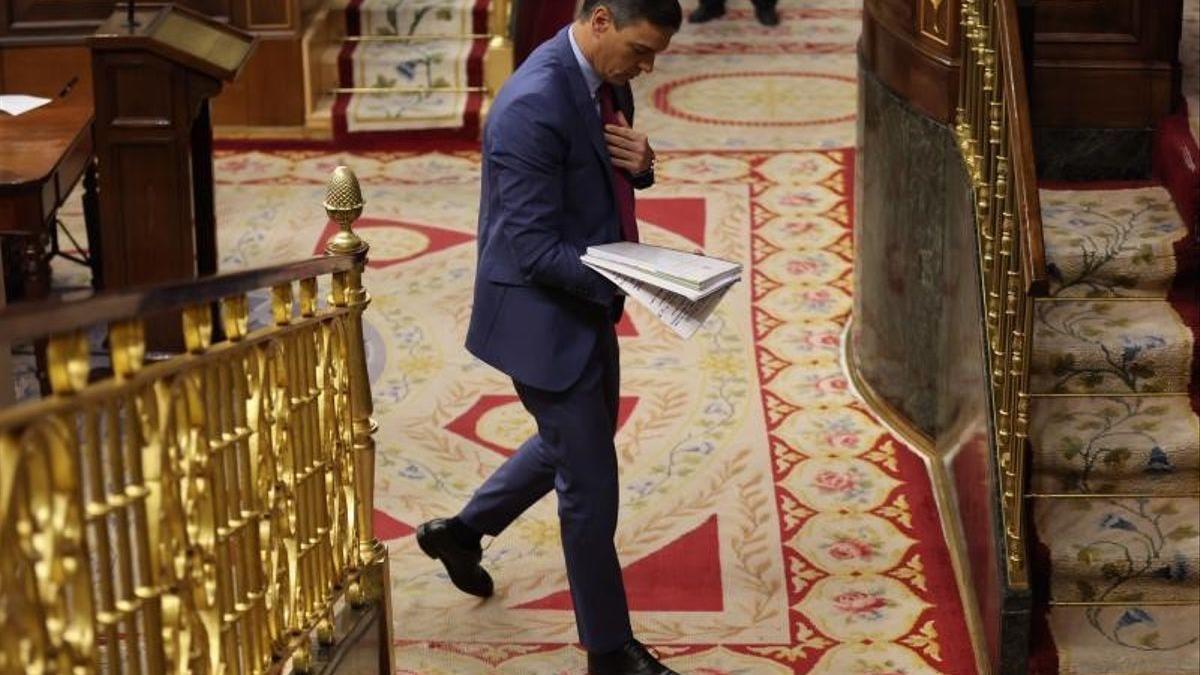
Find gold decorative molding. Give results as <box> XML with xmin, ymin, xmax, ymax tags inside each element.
<box><xmin>920</xmin><ymin>0</ymin><xmax>952</xmax><ymax>46</ymax></box>
<box><xmin>843</xmin><ymin>321</ymin><xmax>991</xmax><ymax>675</ymax></box>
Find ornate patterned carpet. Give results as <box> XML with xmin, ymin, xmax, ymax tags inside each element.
<box><xmin>334</xmin><ymin>0</ymin><xmax>489</xmax><ymax>139</ymax></box>
<box><xmin>1029</xmin><ymin>184</ymin><xmax>1199</xmax><ymax>674</ymax></box>
<box><xmin>38</xmin><ymin>1</ymin><xmax>980</xmax><ymax>672</ymax></box>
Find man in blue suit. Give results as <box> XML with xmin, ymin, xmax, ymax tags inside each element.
<box><xmin>416</xmin><ymin>2</ymin><xmax>683</xmax><ymax>674</ymax></box>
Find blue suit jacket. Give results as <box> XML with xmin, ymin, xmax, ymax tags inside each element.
<box><xmin>465</xmin><ymin>26</ymin><xmax>653</xmax><ymax>392</ymax></box>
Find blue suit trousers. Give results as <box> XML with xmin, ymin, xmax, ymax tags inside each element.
<box><xmin>457</xmin><ymin>324</ymin><xmax>632</xmax><ymax>653</ymax></box>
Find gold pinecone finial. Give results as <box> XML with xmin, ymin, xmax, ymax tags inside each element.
<box><xmin>325</xmin><ymin>165</ymin><xmax>365</xmax><ymax>255</ymax></box>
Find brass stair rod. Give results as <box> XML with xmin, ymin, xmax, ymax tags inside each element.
<box><xmin>1026</xmin><ymin>492</ymin><xmax>1200</xmax><ymax>499</ymax></box>
<box><xmin>1029</xmin><ymin>391</ymin><xmax>1192</xmax><ymax>398</ymax></box>
<box><xmin>330</xmin><ymin>86</ymin><xmax>488</xmax><ymax>94</ymax></box>
<box><xmin>1050</xmin><ymin>600</ymin><xmax>1200</xmax><ymax>607</ymax></box>
<box><xmin>345</xmin><ymin>33</ymin><xmax>492</xmax><ymax>41</ymax></box>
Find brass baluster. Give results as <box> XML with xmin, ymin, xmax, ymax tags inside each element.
<box><xmin>324</xmin><ymin>166</ymin><xmax>394</xmax><ymax>672</ymax></box>
<box><xmin>81</xmin><ymin>326</ymin><xmax>124</xmax><ymax>675</ymax></box>
<box><xmin>221</xmin><ymin>295</ymin><xmax>269</xmax><ymax>672</ymax></box>
<box><xmin>40</xmin><ymin>330</ymin><xmax>97</xmax><ymax>672</ymax></box>
<box><xmin>113</xmin><ymin>320</ymin><xmax>165</xmax><ymax>674</ymax></box>
<box><xmin>181</xmin><ymin>304</ymin><xmax>225</xmax><ymax>672</ymax></box>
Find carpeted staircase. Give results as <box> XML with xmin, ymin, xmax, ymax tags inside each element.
<box><xmin>333</xmin><ymin>0</ymin><xmax>492</xmax><ymax>141</ymax></box>
<box><xmin>1027</xmin><ymin>181</ymin><xmax>1200</xmax><ymax>672</ymax></box>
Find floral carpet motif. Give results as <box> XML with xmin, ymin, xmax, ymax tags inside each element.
<box><xmin>35</xmin><ymin>1</ymin><xmax>980</xmax><ymax>672</ymax></box>
<box><xmin>336</xmin><ymin>0</ymin><xmax>488</xmax><ymax>135</ymax></box>
<box><xmin>187</xmin><ymin>143</ymin><xmax>975</xmax><ymax>674</ymax></box>
<box><xmin>1032</xmin><ymin>186</ymin><xmax>1199</xmax><ymax>674</ymax></box>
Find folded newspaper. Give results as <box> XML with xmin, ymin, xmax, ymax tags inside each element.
<box><xmin>582</xmin><ymin>242</ymin><xmax>742</xmax><ymax>339</ymax></box>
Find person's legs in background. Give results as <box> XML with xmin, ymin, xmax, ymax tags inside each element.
<box><xmin>687</xmin><ymin>0</ymin><xmax>725</xmax><ymax>23</ymax></box>
<box><xmin>688</xmin><ymin>0</ymin><xmax>779</xmax><ymax>26</ymax></box>
<box><xmin>753</xmin><ymin>0</ymin><xmax>779</xmax><ymax>26</ymax></box>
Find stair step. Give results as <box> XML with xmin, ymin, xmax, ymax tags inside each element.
<box><xmin>1031</xmin><ymin>299</ymin><xmax>1195</xmax><ymax>395</ymax></box>
<box><xmin>1037</xmin><ymin>604</ymin><xmax>1200</xmax><ymax>674</ymax></box>
<box><xmin>307</xmin><ymin>94</ymin><xmax>336</xmax><ymax>127</ymax></box>
<box><xmin>345</xmin><ymin>38</ymin><xmax>482</xmax><ymax>90</ymax></box>
<box><xmin>1034</xmin><ymin>497</ymin><xmax>1200</xmax><ymax>603</ymax></box>
<box><xmin>1041</xmin><ymin>187</ymin><xmax>1190</xmax><ymax>299</ymax></box>
<box><xmin>352</xmin><ymin>1</ymin><xmax>485</xmax><ymax>38</ymax></box>
<box><xmin>1030</xmin><ymin>396</ymin><xmax>1200</xmax><ymax>494</ymax></box>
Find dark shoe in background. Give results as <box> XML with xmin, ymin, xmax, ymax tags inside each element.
<box><xmin>687</xmin><ymin>5</ymin><xmax>725</xmax><ymax>23</ymax></box>
<box><xmin>755</xmin><ymin>4</ymin><xmax>781</xmax><ymax>26</ymax></box>
<box><xmin>588</xmin><ymin>639</ymin><xmax>679</xmax><ymax>675</ymax></box>
<box><xmin>416</xmin><ymin>518</ymin><xmax>494</xmax><ymax>598</ymax></box>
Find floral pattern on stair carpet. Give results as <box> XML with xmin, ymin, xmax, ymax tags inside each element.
<box><xmin>1031</xmin><ymin>185</ymin><xmax>1199</xmax><ymax>674</ymax></box>
<box><xmin>338</xmin><ymin>0</ymin><xmax>487</xmax><ymax>134</ymax></box>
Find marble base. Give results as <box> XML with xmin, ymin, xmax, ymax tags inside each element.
<box><xmin>855</xmin><ymin>61</ymin><xmax>1033</xmax><ymax>675</ymax></box>
<box><xmin>1035</xmin><ymin>127</ymin><xmax>1154</xmax><ymax>181</ymax></box>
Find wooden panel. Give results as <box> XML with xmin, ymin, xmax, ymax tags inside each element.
<box><xmin>111</xmin><ymin>142</ymin><xmax>194</xmax><ymax>284</ymax></box>
<box><xmin>210</xmin><ymin>34</ymin><xmax>304</xmax><ymax>126</ymax></box>
<box><xmin>860</xmin><ymin>0</ymin><xmax>960</xmax><ymax>123</ymax></box>
<box><xmin>3</xmin><ymin>0</ymin><xmax>113</xmax><ymax>28</ymax></box>
<box><xmin>110</xmin><ymin>58</ymin><xmax>173</xmax><ymax>124</ymax></box>
<box><xmin>1031</xmin><ymin>0</ymin><xmax>1183</xmax><ymax>126</ymax></box>
<box><xmin>1033</xmin><ymin>64</ymin><xmax>1173</xmax><ymax>127</ymax></box>
<box><xmin>0</xmin><ymin>43</ymin><xmax>90</xmax><ymax>97</ymax></box>
<box><xmin>1035</xmin><ymin>0</ymin><xmax>1181</xmax><ymax>60</ymax></box>
<box><xmin>241</xmin><ymin>0</ymin><xmax>294</xmax><ymax>30</ymax></box>
<box><xmin>1035</xmin><ymin>0</ymin><xmax>1138</xmax><ymax>36</ymax></box>
<box><xmin>2</xmin><ymin>0</ymin><xmax>277</xmax><ymax>39</ymax></box>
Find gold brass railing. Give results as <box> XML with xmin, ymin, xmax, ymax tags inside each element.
<box><xmin>483</xmin><ymin>0</ymin><xmax>515</xmax><ymax>97</ymax></box>
<box><xmin>954</xmin><ymin>0</ymin><xmax>1048</xmax><ymax>590</ymax></box>
<box><xmin>0</xmin><ymin>167</ymin><xmax>392</xmax><ymax>674</ymax></box>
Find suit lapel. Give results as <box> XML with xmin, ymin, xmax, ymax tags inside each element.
<box><xmin>553</xmin><ymin>28</ymin><xmax>614</xmax><ymax>186</ymax></box>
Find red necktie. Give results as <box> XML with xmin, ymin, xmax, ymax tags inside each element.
<box><xmin>598</xmin><ymin>84</ymin><xmax>639</xmax><ymax>243</ymax></box>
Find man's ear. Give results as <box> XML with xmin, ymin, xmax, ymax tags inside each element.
<box><xmin>589</xmin><ymin>5</ymin><xmax>614</xmax><ymax>34</ymax></box>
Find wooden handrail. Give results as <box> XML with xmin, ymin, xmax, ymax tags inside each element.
<box><xmin>996</xmin><ymin>0</ymin><xmax>1048</xmax><ymax>296</ymax></box>
<box><xmin>0</xmin><ymin>253</ymin><xmax>359</xmax><ymax>344</ymax></box>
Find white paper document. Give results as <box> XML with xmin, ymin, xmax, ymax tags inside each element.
<box><xmin>0</xmin><ymin>94</ymin><xmax>51</xmax><ymax>116</ymax></box>
<box><xmin>582</xmin><ymin>253</ymin><xmax>711</xmax><ymax>301</ymax></box>
<box><xmin>582</xmin><ymin>242</ymin><xmax>742</xmax><ymax>338</ymax></box>
<box><xmin>588</xmin><ymin>265</ymin><xmax>736</xmax><ymax>339</ymax></box>
<box><xmin>587</xmin><ymin>242</ymin><xmax>741</xmax><ymax>293</ymax></box>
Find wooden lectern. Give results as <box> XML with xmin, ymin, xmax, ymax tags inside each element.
<box><xmin>89</xmin><ymin>5</ymin><xmax>255</xmax><ymax>348</ymax></box>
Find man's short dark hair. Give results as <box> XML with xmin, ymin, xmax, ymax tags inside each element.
<box><xmin>579</xmin><ymin>0</ymin><xmax>683</xmax><ymax>32</ymax></box>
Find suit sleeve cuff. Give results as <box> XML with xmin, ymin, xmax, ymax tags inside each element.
<box><xmin>631</xmin><ymin>168</ymin><xmax>655</xmax><ymax>190</ymax></box>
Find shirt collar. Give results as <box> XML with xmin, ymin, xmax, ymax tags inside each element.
<box><xmin>568</xmin><ymin>23</ymin><xmax>604</xmax><ymax>101</ymax></box>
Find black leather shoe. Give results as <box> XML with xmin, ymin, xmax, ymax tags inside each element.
<box><xmin>755</xmin><ymin>4</ymin><xmax>781</xmax><ymax>26</ymax></box>
<box><xmin>588</xmin><ymin>640</ymin><xmax>678</xmax><ymax>675</ymax></box>
<box><xmin>416</xmin><ymin>518</ymin><xmax>494</xmax><ymax>598</ymax></box>
<box><xmin>687</xmin><ymin>5</ymin><xmax>725</xmax><ymax>23</ymax></box>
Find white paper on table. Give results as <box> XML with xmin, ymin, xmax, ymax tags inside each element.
<box><xmin>0</xmin><ymin>95</ymin><xmax>51</xmax><ymax>116</ymax></box>
<box><xmin>590</xmin><ymin>266</ymin><xmax>735</xmax><ymax>339</ymax></box>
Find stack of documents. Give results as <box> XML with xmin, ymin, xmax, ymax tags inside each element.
<box><xmin>582</xmin><ymin>242</ymin><xmax>742</xmax><ymax>339</ymax></box>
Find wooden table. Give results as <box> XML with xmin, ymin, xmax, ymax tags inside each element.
<box><xmin>0</xmin><ymin>81</ymin><xmax>99</xmax><ymax>302</ymax></box>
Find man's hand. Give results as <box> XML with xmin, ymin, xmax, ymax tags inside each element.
<box><xmin>604</xmin><ymin>111</ymin><xmax>655</xmax><ymax>175</ymax></box>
